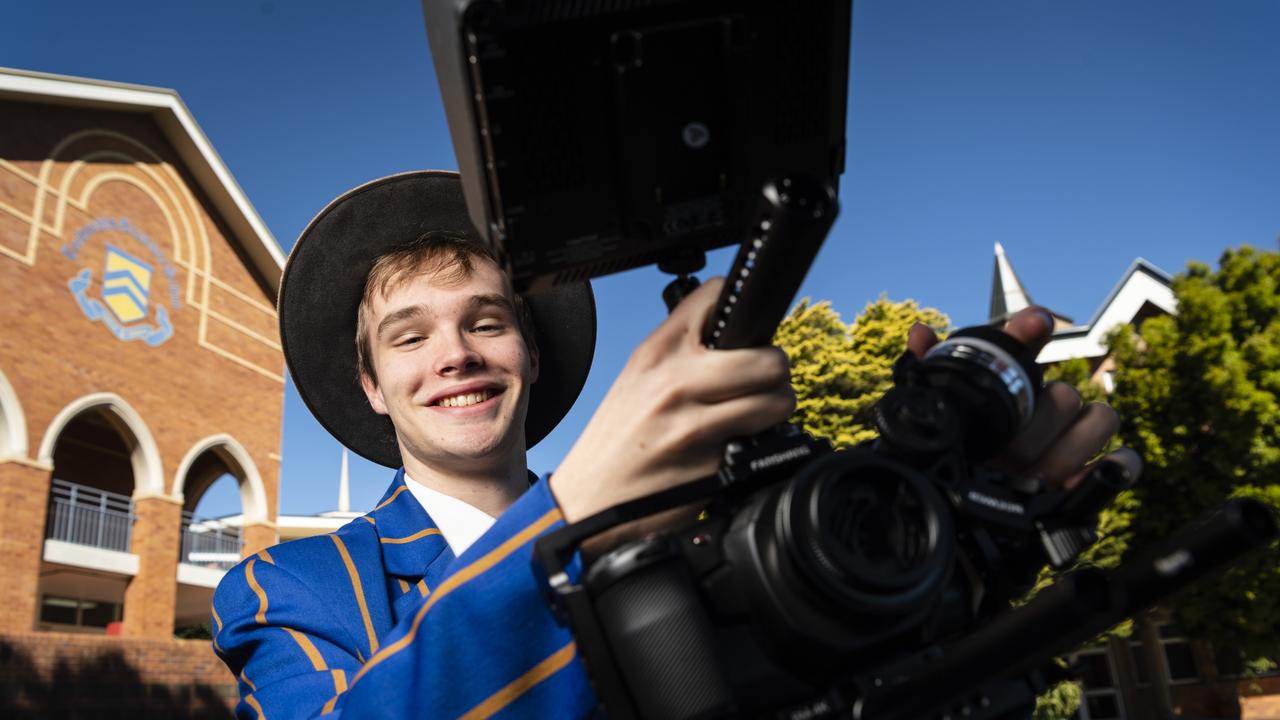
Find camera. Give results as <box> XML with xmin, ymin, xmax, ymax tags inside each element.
<box><xmin>569</xmin><ymin>324</ymin><xmax>1061</xmax><ymax>718</ymax></box>
<box><xmin>424</xmin><ymin>1</ymin><xmax>1278</xmax><ymax>717</ymax></box>
<box><xmin>534</xmin><ymin>323</ymin><xmax>1276</xmax><ymax>719</ymax></box>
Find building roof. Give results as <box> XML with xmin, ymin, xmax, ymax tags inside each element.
<box><xmin>0</xmin><ymin>67</ymin><xmax>285</xmax><ymax>294</ymax></box>
<box><xmin>989</xmin><ymin>242</ymin><xmax>1073</xmax><ymax>327</ymax></box>
<box><xmin>989</xmin><ymin>241</ymin><xmax>1035</xmax><ymax>324</ymax></box>
<box><xmin>1038</xmin><ymin>258</ymin><xmax>1175</xmax><ymax>364</ymax></box>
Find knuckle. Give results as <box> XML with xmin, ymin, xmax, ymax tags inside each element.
<box><xmin>770</xmin><ymin>384</ymin><xmax>797</xmax><ymax>416</ymax></box>
<box><xmin>652</xmin><ymin>382</ymin><xmax>687</xmax><ymax>412</ymax></box>
<box><xmin>1084</xmin><ymin>401</ymin><xmax>1121</xmax><ymax>429</ymax></box>
<box><xmin>1044</xmin><ymin>381</ymin><xmax>1083</xmax><ymax>408</ymax></box>
<box><xmin>764</xmin><ymin>348</ymin><xmax>791</xmax><ymax>381</ymax></box>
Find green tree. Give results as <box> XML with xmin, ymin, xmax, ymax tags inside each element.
<box><xmin>1043</xmin><ymin>357</ymin><xmax>1108</xmax><ymax>405</ymax></box>
<box><xmin>1102</xmin><ymin>246</ymin><xmax>1280</xmax><ymax>659</ymax></box>
<box><xmin>1032</xmin><ymin>676</ymin><xmax>1082</xmax><ymax>720</ymax></box>
<box><xmin>773</xmin><ymin>296</ymin><xmax>948</xmax><ymax>448</ymax></box>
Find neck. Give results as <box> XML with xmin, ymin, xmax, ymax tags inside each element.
<box><xmin>399</xmin><ymin>448</ymin><xmax>530</xmax><ymax>517</ymax></box>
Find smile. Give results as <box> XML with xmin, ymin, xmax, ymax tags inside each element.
<box><xmin>434</xmin><ymin>389</ymin><xmax>498</xmax><ymax>408</ymax></box>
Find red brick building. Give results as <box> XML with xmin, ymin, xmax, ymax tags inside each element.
<box><xmin>0</xmin><ymin>67</ymin><xmax>284</xmax><ymax>715</ymax></box>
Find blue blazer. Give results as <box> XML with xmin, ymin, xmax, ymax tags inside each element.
<box><xmin>212</xmin><ymin>470</ymin><xmax>596</xmax><ymax>719</ymax></box>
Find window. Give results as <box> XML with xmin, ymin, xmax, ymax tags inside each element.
<box><xmin>39</xmin><ymin>595</ymin><xmax>122</xmax><ymax>631</ymax></box>
<box><xmin>1074</xmin><ymin>648</ymin><xmax>1125</xmax><ymax>719</ymax></box>
<box><xmin>1130</xmin><ymin>625</ymin><xmax>1201</xmax><ymax>686</ymax></box>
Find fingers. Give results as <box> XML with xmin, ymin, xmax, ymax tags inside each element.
<box><xmin>686</xmin><ymin>345</ymin><xmax>792</xmax><ymax>404</ymax></box>
<box><xmin>909</xmin><ymin>306</ymin><xmax>1054</xmax><ymax>362</ymax></box>
<box><xmin>994</xmin><ymin>382</ymin><xmax>1084</xmax><ymax>473</ymax></box>
<box><xmin>1002</xmin><ymin>306</ymin><xmax>1057</xmax><ymax>356</ymax></box>
<box><xmin>1016</xmin><ymin>402</ymin><xmax>1120</xmax><ymax>490</ymax></box>
<box><xmin>1059</xmin><ymin>447</ymin><xmax>1143</xmax><ymax>492</ymax></box>
<box><xmin>907</xmin><ymin>322</ymin><xmax>940</xmax><ymax>359</ymax></box>
<box><xmin>644</xmin><ymin>276</ymin><xmax>726</xmax><ymax>352</ymax></box>
<box><xmin>681</xmin><ymin>384</ymin><xmax>797</xmax><ymax>446</ymax></box>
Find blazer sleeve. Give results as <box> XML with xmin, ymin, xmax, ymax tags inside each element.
<box><xmin>212</xmin><ymin>478</ymin><xmax>597</xmax><ymax>719</ymax></box>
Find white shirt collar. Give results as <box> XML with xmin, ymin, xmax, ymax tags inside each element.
<box><xmin>402</xmin><ymin>473</ymin><xmax>496</xmax><ymax>557</ymax></box>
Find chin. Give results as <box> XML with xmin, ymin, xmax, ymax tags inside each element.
<box><xmin>425</xmin><ymin>431</ymin><xmax>524</xmax><ymax>466</ymax></box>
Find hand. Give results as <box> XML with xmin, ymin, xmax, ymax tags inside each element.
<box><xmin>551</xmin><ymin>277</ymin><xmax>797</xmax><ymax>523</ymax></box>
<box><xmin>906</xmin><ymin>306</ymin><xmax>1142</xmax><ymax>490</ymax></box>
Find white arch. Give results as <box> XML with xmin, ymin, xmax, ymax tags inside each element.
<box><xmin>0</xmin><ymin>368</ymin><xmax>29</xmax><ymax>459</ymax></box>
<box><xmin>36</xmin><ymin>392</ymin><xmax>165</xmax><ymax>496</ymax></box>
<box><xmin>172</xmin><ymin>434</ymin><xmax>269</xmax><ymax>525</ymax></box>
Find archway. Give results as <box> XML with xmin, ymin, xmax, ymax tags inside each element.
<box><xmin>34</xmin><ymin>393</ymin><xmax>162</xmax><ymax>634</ymax></box>
<box><xmin>0</xmin><ymin>368</ymin><xmax>28</xmax><ymax>459</ymax></box>
<box><xmin>37</xmin><ymin>392</ymin><xmax>164</xmax><ymax>497</ymax></box>
<box><xmin>172</xmin><ymin>435</ymin><xmax>268</xmax><ymax>632</ymax></box>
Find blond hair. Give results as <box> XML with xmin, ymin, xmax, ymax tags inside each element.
<box><xmin>355</xmin><ymin>232</ymin><xmax>537</xmax><ymax>385</ymax></box>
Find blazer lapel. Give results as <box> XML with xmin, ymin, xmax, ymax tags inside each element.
<box><xmin>369</xmin><ymin>470</ymin><xmax>451</xmax><ymax>579</ymax></box>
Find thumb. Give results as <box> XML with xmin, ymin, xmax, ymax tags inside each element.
<box><xmin>651</xmin><ymin>275</ymin><xmax>726</xmax><ymax>348</ymax></box>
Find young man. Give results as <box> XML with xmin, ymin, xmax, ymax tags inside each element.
<box><xmin>213</xmin><ymin>171</ymin><xmax>1137</xmax><ymax>718</ymax></box>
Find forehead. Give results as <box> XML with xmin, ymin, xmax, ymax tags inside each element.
<box><xmin>369</xmin><ymin>258</ymin><xmax>514</xmax><ymax>315</ymax></box>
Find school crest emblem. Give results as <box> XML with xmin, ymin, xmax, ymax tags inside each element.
<box><xmin>64</xmin><ymin>218</ymin><xmax>179</xmax><ymax>347</ymax></box>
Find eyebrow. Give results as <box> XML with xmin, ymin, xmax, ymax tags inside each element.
<box><xmin>468</xmin><ymin>293</ymin><xmax>515</xmax><ymax>315</ymax></box>
<box><xmin>376</xmin><ymin>305</ymin><xmax>428</xmax><ymax>340</ymax></box>
<box><xmin>375</xmin><ymin>294</ymin><xmax>515</xmax><ymax>340</ymax></box>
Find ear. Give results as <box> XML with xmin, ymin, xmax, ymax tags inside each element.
<box><xmin>528</xmin><ymin>344</ymin><xmax>540</xmax><ymax>384</ymax></box>
<box><xmin>360</xmin><ymin>372</ymin><xmax>389</xmax><ymax>416</ymax></box>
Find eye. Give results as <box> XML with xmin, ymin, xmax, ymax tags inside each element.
<box><xmin>394</xmin><ymin>334</ymin><xmax>425</xmax><ymax>348</ymax></box>
<box><xmin>473</xmin><ymin>321</ymin><xmax>506</xmax><ymax>334</ymax></box>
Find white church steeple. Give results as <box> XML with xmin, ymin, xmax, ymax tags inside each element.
<box><xmin>989</xmin><ymin>241</ymin><xmax>1035</xmax><ymax>324</ymax></box>
<box><xmin>338</xmin><ymin>448</ymin><xmax>350</xmax><ymax>514</ymax></box>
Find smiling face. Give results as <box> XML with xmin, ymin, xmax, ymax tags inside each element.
<box><xmin>359</xmin><ymin>257</ymin><xmax>539</xmax><ymax>477</ymax></box>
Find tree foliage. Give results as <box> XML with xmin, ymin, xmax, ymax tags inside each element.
<box><xmin>1032</xmin><ymin>676</ymin><xmax>1082</xmax><ymax>720</ymax></box>
<box><xmin>1043</xmin><ymin>357</ymin><xmax>1108</xmax><ymax>405</ymax></box>
<box><xmin>1101</xmin><ymin>246</ymin><xmax>1280</xmax><ymax>658</ymax></box>
<box><xmin>773</xmin><ymin>296</ymin><xmax>948</xmax><ymax>448</ymax></box>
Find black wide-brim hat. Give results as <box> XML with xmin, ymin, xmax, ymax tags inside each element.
<box><xmin>279</xmin><ymin>171</ymin><xmax>596</xmax><ymax>468</ymax></box>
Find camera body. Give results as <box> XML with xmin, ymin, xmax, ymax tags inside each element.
<box><xmin>556</xmin><ymin>326</ymin><xmax>1110</xmax><ymax>719</ymax></box>
<box><xmin>535</xmin><ymin>322</ymin><xmax>1274</xmax><ymax>720</ymax></box>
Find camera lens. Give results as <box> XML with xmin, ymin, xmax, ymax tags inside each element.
<box><xmin>821</xmin><ymin>469</ymin><xmax>930</xmax><ymax>576</ymax></box>
<box><xmin>781</xmin><ymin>452</ymin><xmax>953</xmax><ymax>616</ymax></box>
<box><xmin>919</xmin><ymin>326</ymin><xmax>1042</xmax><ymax>460</ymax></box>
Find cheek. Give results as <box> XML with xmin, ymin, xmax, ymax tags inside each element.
<box><xmin>488</xmin><ymin>338</ymin><xmax>534</xmax><ymax>377</ymax></box>
<box><xmin>379</xmin><ymin>359</ymin><xmax>427</xmax><ymax>401</ymax></box>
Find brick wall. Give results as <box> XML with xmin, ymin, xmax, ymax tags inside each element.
<box><xmin>124</xmin><ymin>497</ymin><xmax>184</xmax><ymax>638</ymax></box>
<box><xmin>0</xmin><ymin>463</ymin><xmax>52</xmax><ymax>633</ymax></box>
<box><xmin>0</xmin><ymin>631</ymin><xmax>235</xmax><ymax>718</ymax></box>
<box><xmin>1241</xmin><ymin>676</ymin><xmax>1280</xmax><ymax>720</ymax></box>
<box><xmin>0</xmin><ymin>97</ymin><xmax>284</xmax><ymax>637</ymax></box>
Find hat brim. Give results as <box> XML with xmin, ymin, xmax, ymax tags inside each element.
<box><xmin>279</xmin><ymin>171</ymin><xmax>596</xmax><ymax>468</ymax></box>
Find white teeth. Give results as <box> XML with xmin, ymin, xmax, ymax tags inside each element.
<box><xmin>438</xmin><ymin>390</ymin><xmax>494</xmax><ymax>407</ymax></box>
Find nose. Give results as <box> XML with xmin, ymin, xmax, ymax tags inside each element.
<box><xmin>434</xmin><ymin>329</ymin><xmax>484</xmax><ymax>375</ymax></box>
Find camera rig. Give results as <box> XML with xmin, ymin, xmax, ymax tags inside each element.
<box><xmin>425</xmin><ymin>1</ymin><xmax>1279</xmax><ymax>717</ymax></box>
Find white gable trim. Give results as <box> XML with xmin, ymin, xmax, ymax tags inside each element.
<box><xmin>0</xmin><ymin>67</ymin><xmax>284</xmax><ymax>294</ymax></box>
<box><xmin>1039</xmin><ymin>260</ymin><xmax>1176</xmax><ymax>364</ymax></box>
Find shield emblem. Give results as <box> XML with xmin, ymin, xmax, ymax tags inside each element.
<box><xmin>101</xmin><ymin>244</ymin><xmax>152</xmax><ymax>324</ymax></box>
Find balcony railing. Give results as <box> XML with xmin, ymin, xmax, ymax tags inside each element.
<box><xmin>181</xmin><ymin>511</ymin><xmax>243</xmax><ymax>570</ymax></box>
<box><xmin>45</xmin><ymin>479</ymin><xmax>135</xmax><ymax>552</ymax></box>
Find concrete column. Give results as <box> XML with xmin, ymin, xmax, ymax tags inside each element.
<box><xmin>241</xmin><ymin>522</ymin><xmax>278</xmax><ymax>558</ymax></box>
<box><xmin>122</xmin><ymin>494</ymin><xmax>182</xmax><ymax>639</ymax></box>
<box><xmin>0</xmin><ymin>460</ymin><xmax>53</xmax><ymax>632</ymax></box>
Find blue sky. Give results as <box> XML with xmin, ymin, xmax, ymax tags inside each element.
<box><xmin>4</xmin><ymin>1</ymin><xmax>1278</xmax><ymax>517</ymax></box>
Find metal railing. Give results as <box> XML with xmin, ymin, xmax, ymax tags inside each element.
<box><xmin>180</xmin><ymin>511</ymin><xmax>243</xmax><ymax>570</ymax></box>
<box><xmin>45</xmin><ymin>479</ymin><xmax>135</xmax><ymax>552</ymax></box>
